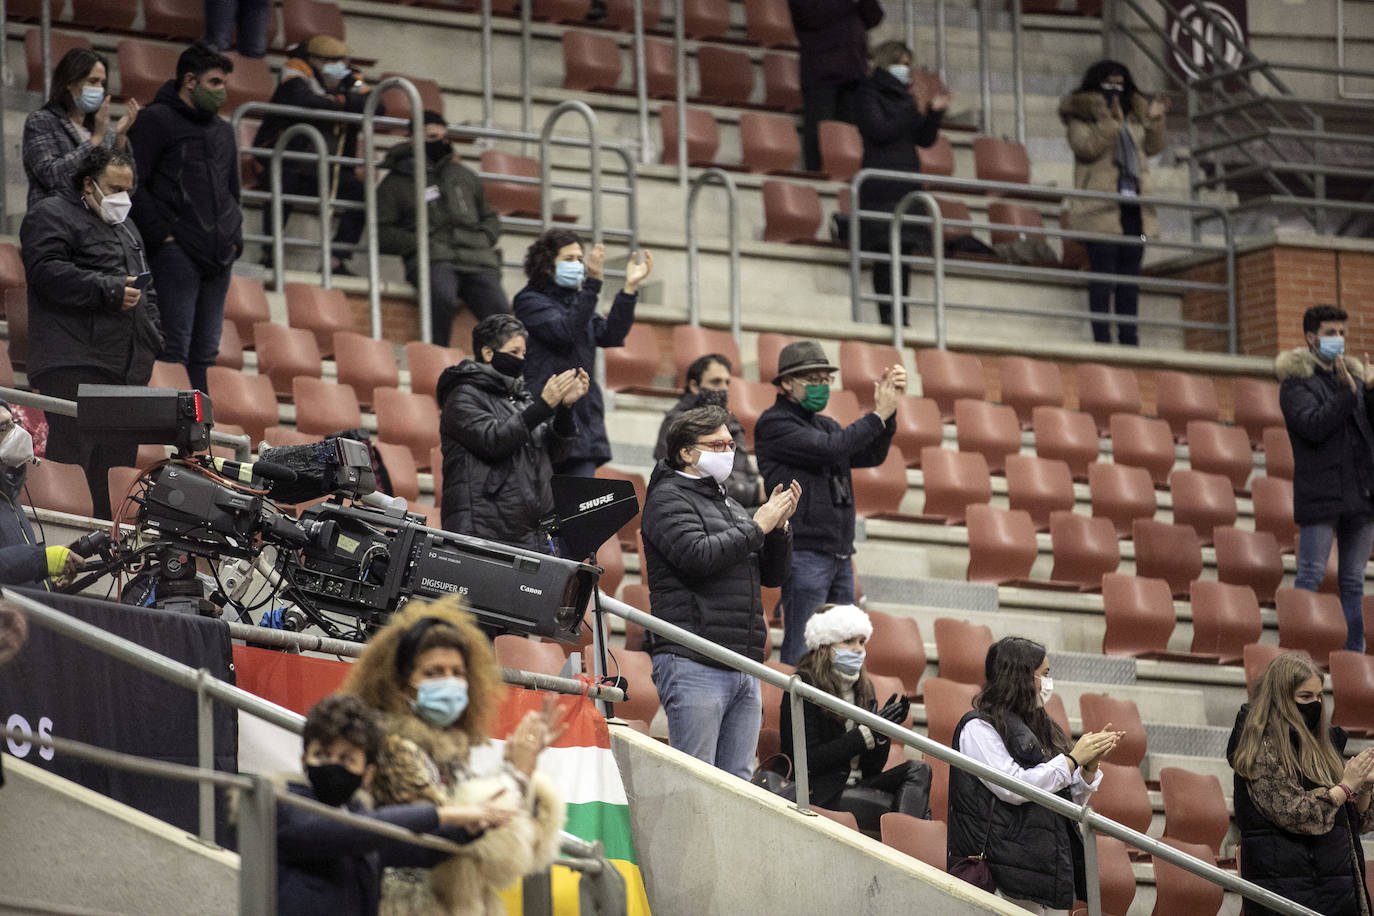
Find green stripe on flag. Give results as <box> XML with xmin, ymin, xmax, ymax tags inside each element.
<box><xmin>563</xmin><ymin>801</ymin><xmax>637</xmax><ymax>865</ymax></box>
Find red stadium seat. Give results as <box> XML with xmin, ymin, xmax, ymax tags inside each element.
<box><xmin>761</xmin><ymin>53</ymin><xmax>802</xmax><ymax>112</ymax></box>
<box><xmin>670</xmin><ymin>326</ymin><xmax>741</xmax><ymax>387</ymax></box>
<box><xmin>739</xmin><ymin>112</ymin><xmax>805</xmax><ymax>175</ymax></box>
<box><xmin>115</xmin><ymin>40</ymin><xmax>179</xmax><ymax>106</ymax></box>
<box><xmin>1005</xmin><ymin>455</ymin><xmax>1075</xmax><ymax>531</ymax></box>
<box><xmin>1159</xmin><ymin>767</ymin><xmax>1231</xmax><ymax>858</ymax></box>
<box><xmin>920</xmin><ymin>447</ymin><xmax>991</xmax><ymax>524</ymax></box>
<box><xmin>284</xmin><ymin>282</ymin><xmax>355</xmax><ymax>357</ymax></box>
<box><xmin>636</xmin><ymin>38</ymin><xmax>676</xmax><ymax>99</ymax></box>
<box><xmin>866</xmin><ymin>609</ymin><xmax>925</xmax><ymax>698</ymax></box>
<box><xmin>333</xmin><ymin>331</ymin><xmax>400</xmax><ymax>410</ymax></box>
<box><xmin>602</xmin><ymin>0</ymin><xmax>663</xmax><ymax>30</ymax></box>
<box><xmin>149</xmin><ymin>360</ymin><xmax>192</xmax><ymax>390</ymax></box>
<box><xmin>405</xmin><ymin>341</ymin><xmax>467</xmax><ymax>401</ymax></box>
<box><xmin>682</xmin><ymin>0</ymin><xmax>731</xmax><ymax>40</ymax></box>
<box><xmin>222</xmin><ymin>54</ymin><xmax>276</xmax><ymax>115</ymax></box>
<box><xmin>1185</xmin><ymin>420</ymin><xmax>1254</xmax><ymax>492</ymax></box>
<box><xmin>892</xmin><ymin>397</ymin><xmax>944</xmax><ymax>468</ymax></box>
<box><xmin>880</xmin><ymin>813</ymin><xmax>946</xmax><ymax>870</ymax></box>
<box><xmin>1169</xmin><ymin>469</ymin><xmax>1237</xmax><ymax>546</ymax></box>
<box><xmin>695</xmin><ymin>46</ymin><xmax>754</xmax><ymax>106</ymax></box>
<box><xmin>1088</xmin><ymin>462</ymin><xmax>1155</xmax><ymax>538</ymax></box>
<box><xmin>1079</xmin><ymin>693</ymin><xmax>1146</xmax><ymax>766</ymax></box>
<box><xmin>918</xmin><ymin>132</ymin><xmax>955</xmax><ymax>178</ymax></box>
<box><xmin>1091</xmin><ymin>762</ymin><xmax>1152</xmax><ymax>835</ymax></box>
<box><xmin>1330</xmin><ymin>650</ymin><xmax>1374</xmax><ymax>737</ymax></box>
<box><xmin>965</xmin><ymin>504</ymin><xmax>1037</xmax><ymax>584</ymax></box>
<box><xmin>1154</xmin><ymin>370</ymin><xmax>1219</xmax><ymax>441</ymax></box>
<box><xmin>1077</xmin><ymin>363</ymin><xmax>1141</xmax><ymax>434</ymax></box>
<box><xmin>756</xmin><ymin>332</ymin><xmax>799</xmax><ymax>385</ymax></box>
<box><xmin>480</xmin><ymin>150</ymin><xmax>542</xmax><ymax>217</ymax></box>
<box><xmin>745</xmin><ymin>0</ymin><xmax>797</xmax><ymax>47</ymax></box>
<box><xmin>1251</xmin><ymin>475</ymin><xmax>1298</xmax><ymax>553</ymax></box>
<box><xmin>1244</xmin><ymin>643</ymin><xmax>1288</xmax><ymax>695</ymax></box>
<box><xmin>561</xmin><ymin>31</ymin><xmax>622</xmax><ymax>92</ymax></box>
<box><xmin>922</xmin><ymin>677</ymin><xmax>979</xmax><ymax>748</ymax></box>
<box><xmin>204</xmin><ymin>367</ymin><xmax>279</xmax><ymax>443</ymax></box>
<box><xmin>1032</xmin><ymin>406</ymin><xmax>1099</xmax><ymax>480</ymax></box>
<box><xmin>1189</xmin><ymin>580</ymin><xmax>1261</xmax><ymax>664</ymax></box>
<box><xmin>1150</xmin><ymin>839</ymin><xmax>1224</xmax><ymax>916</ymax></box>
<box><xmin>1213</xmin><ymin>526</ymin><xmax>1284</xmax><ymax>605</ymax></box>
<box><xmin>71</xmin><ymin>0</ymin><xmax>136</xmax><ymax>30</ymax></box>
<box><xmin>730</xmin><ymin>379</ymin><xmax>776</xmax><ymax>448</ymax></box>
<box><xmin>143</xmin><ymin>0</ymin><xmax>205</xmax><ymax>40</ymax></box>
<box><xmin>253</xmin><ymin>322</ymin><xmax>322</xmax><ymax>397</ymax></box>
<box><xmin>494</xmin><ymin>635</ymin><xmax>567</xmax><ymax>675</ymax></box>
<box><xmin>1101</xmin><ymin>573</ymin><xmax>1177</xmax><ymax>659</ymax></box>
<box><xmin>1233</xmin><ymin>378</ymin><xmax>1284</xmax><ymax>449</ymax></box>
<box><xmin>914</xmin><ymin>349</ymin><xmax>984</xmax><ymax>419</ymax></box>
<box><xmin>933</xmin><ymin>617</ymin><xmax>992</xmax><ymax>686</ymax></box>
<box><xmin>1261</xmin><ymin>426</ymin><xmax>1293</xmax><ymax>479</ymax></box>
<box><xmin>373</xmin><ymin>387</ymin><xmax>441</xmax><ymax>471</ymax></box>
<box><xmin>660</xmin><ymin>105</ymin><xmax>721</xmax><ymax>167</ymax></box>
<box><xmin>603</xmin><ymin>323</ymin><xmax>662</xmax><ymax>393</ymax></box>
<box><xmin>283</xmin><ymin>0</ymin><xmax>346</xmax><ymax>48</ymax></box>
<box><xmin>761</xmin><ymin>181</ymin><xmax>823</xmax><ymax>244</ymax></box>
<box><xmin>818</xmin><ymin>121</ymin><xmax>863</xmax><ymax>182</ymax></box>
<box><xmin>377</xmin><ymin>72</ymin><xmax>445</xmax><ymax>128</ymax></box>
<box><xmin>1048</xmin><ymin>511</ymin><xmax>1119</xmax><ymax>590</ymax></box>
<box><xmin>972</xmin><ymin>136</ymin><xmax>1030</xmax><ymax>188</ymax></box>
<box><xmin>851</xmin><ymin>447</ymin><xmax>910</xmax><ymax>519</ymax></box>
<box><xmin>1132</xmin><ymin>519</ymin><xmax>1203</xmax><ymax>598</ymax></box>
<box><xmin>999</xmin><ymin>356</ymin><xmax>1064</xmax><ymax>428</ymax></box>
<box><xmin>292</xmin><ymin>377</ymin><xmax>363</xmax><ymax>436</ymax></box>
<box><xmin>954</xmin><ymin>399</ymin><xmax>1021</xmax><ymax>474</ymax></box>
<box><xmin>534</xmin><ymin>0</ymin><xmax>593</xmax><ymax>23</ymax></box>
<box><xmin>839</xmin><ymin>341</ymin><xmax>903</xmax><ymax>410</ymax></box>
<box><xmin>1091</xmin><ymin>835</ymin><xmax>1138</xmax><ymax>916</ymax></box>
<box><xmin>1108</xmin><ymin>413</ymin><xmax>1175</xmax><ymax>486</ymax></box>
<box><xmin>22</xmin><ymin>460</ymin><xmax>93</xmax><ymax>518</ymax></box>
<box><xmin>1276</xmin><ymin>587</ymin><xmax>1347</xmax><ymax>668</ymax></box>
<box><xmin>224</xmin><ymin>276</ymin><xmax>271</xmax><ymax>350</ymax></box>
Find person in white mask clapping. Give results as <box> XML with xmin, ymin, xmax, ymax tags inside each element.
<box><xmin>640</xmin><ymin>405</ymin><xmax>799</xmax><ymax>779</ymax></box>
<box><xmin>19</xmin><ymin>146</ymin><xmax>163</xmax><ymax>522</ymax></box>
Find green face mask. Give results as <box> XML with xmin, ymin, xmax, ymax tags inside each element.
<box><xmin>798</xmin><ymin>383</ymin><xmax>830</xmax><ymax>412</ymax></box>
<box><xmin>191</xmin><ymin>84</ymin><xmax>228</xmax><ymax>115</ymax></box>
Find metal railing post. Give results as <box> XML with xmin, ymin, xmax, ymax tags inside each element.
<box><xmin>40</xmin><ymin>0</ymin><xmax>52</xmax><ymax>98</ymax></box>
<box><xmin>849</xmin><ymin>173</ymin><xmax>865</xmax><ymax>322</ymax></box>
<box><xmin>935</xmin><ymin>0</ymin><xmax>947</xmax><ymax>85</ymax></box>
<box><xmin>521</xmin><ymin>0</ymin><xmax>533</xmax><ymax>150</ymax></box>
<box><xmin>238</xmin><ymin>774</ymin><xmax>278</xmax><ymax>916</ymax></box>
<box><xmin>1011</xmin><ymin>0</ymin><xmax>1026</xmax><ymax>146</ymax></box>
<box><xmin>685</xmin><ymin>169</ymin><xmax>740</xmax><ymax>343</ymax></box>
<box><xmin>539</xmin><ymin>101</ymin><xmax>602</xmax><ymax>247</ymax></box>
<box><xmin>889</xmin><ymin>190</ymin><xmax>943</xmax><ymax>351</ymax></box>
<box><xmin>1222</xmin><ymin>210</ymin><xmax>1237</xmax><ymax>354</ymax></box>
<box><xmin>674</xmin><ymin>0</ymin><xmax>688</xmax><ymax>193</ymax></box>
<box><xmin>903</xmin><ymin>0</ymin><xmax>916</xmax><ymax>58</ymax></box>
<box><xmin>977</xmin><ymin>0</ymin><xmax>992</xmax><ymax>135</ymax></box>
<box><xmin>268</xmin><ymin>124</ymin><xmax>332</xmax><ymax>293</ymax></box>
<box><xmin>633</xmin><ymin>0</ymin><xmax>652</xmax><ymax>165</ymax></box>
<box><xmin>363</xmin><ymin>78</ymin><xmax>429</xmax><ymax>341</ymax></box>
<box><xmin>1082</xmin><ymin>821</ymin><xmax>1102</xmax><ymax>916</ymax></box>
<box><xmin>481</xmin><ymin>0</ymin><xmax>494</xmax><ymax>129</ymax></box>
<box><xmin>787</xmin><ymin>676</ymin><xmax>813</xmax><ymax>815</ymax></box>
<box><xmin>196</xmin><ymin>668</ymin><xmax>216</xmax><ymax>844</ymax></box>
<box><xmin>1101</xmin><ymin>0</ymin><xmax>1116</xmax><ymax>60</ymax></box>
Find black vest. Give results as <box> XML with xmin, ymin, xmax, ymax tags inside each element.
<box><xmin>948</xmin><ymin>710</ymin><xmax>1085</xmax><ymax>909</ymax></box>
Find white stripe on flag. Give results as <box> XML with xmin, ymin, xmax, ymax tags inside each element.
<box><xmin>238</xmin><ymin>710</ymin><xmax>304</xmax><ymax>774</ymax></box>
<box><xmin>473</xmin><ymin>741</ymin><xmax>629</xmax><ymax>807</ymax></box>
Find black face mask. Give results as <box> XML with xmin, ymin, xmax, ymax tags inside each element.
<box><xmin>306</xmin><ymin>763</ymin><xmax>364</xmax><ymax>807</ymax></box>
<box><xmin>696</xmin><ymin>387</ymin><xmax>728</xmax><ymax>409</ymax></box>
<box><xmin>489</xmin><ymin>351</ymin><xmax>525</xmax><ymax>379</ymax></box>
<box><xmin>1100</xmin><ymin>83</ymin><xmax>1125</xmax><ymax>106</ymax></box>
<box><xmin>425</xmin><ymin>139</ymin><xmax>453</xmax><ymax>164</ymax></box>
<box><xmin>1297</xmin><ymin>700</ymin><xmax>1323</xmax><ymax>733</ymax></box>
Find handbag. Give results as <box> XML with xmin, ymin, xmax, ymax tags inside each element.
<box><xmin>751</xmin><ymin>753</ymin><xmax>798</xmax><ymax>802</ymax></box>
<box><xmin>948</xmin><ymin>803</ymin><xmax>998</xmax><ymax>894</ymax></box>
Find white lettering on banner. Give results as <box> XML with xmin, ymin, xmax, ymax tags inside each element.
<box><xmin>578</xmin><ymin>494</ymin><xmax>615</xmax><ymax>513</ymax></box>
<box><xmin>421</xmin><ymin>578</ymin><xmax>460</xmax><ymax>593</ymax></box>
<box><xmin>519</xmin><ymin>585</ymin><xmax>544</xmax><ymax>596</ymax></box>
<box><xmin>6</xmin><ymin>713</ymin><xmax>54</xmax><ymax>761</ymax></box>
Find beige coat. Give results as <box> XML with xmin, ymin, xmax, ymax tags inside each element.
<box><xmin>1059</xmin><ymin>90</ymin><xmax>1168</xmax><ymax>237</ymax></box>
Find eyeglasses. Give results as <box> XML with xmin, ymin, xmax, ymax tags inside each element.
<box><xmin>795</xmin><ymin>373</ymin><xmax>833</xmax><ymax>386</ymax></box>
<box><xmin>695</xmin><ymin>439</ymin><xmax>736</xmax><ymax>453</ymax></box>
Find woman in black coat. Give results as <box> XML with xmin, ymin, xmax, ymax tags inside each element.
<box><xmin>1228</xmin><ymin>652</ymin><xmax>1374</xmax><ymax>916</ymax></box>
<box><xmin>776</xmin><ymin>603</ymin><xmax>930</xmax><ymax>835</ymax></box>
<box><xmin>512</xmin><ymin>229</ymin><xmax>652</xmax><ymax>477</ymax></box>
<box><xmin>436</xmin><ymin>314</ymin><xmax>587</xmax><ymax>554</ymax></box>
<box><xmin>855</xmin><ymin>41</ymin><xmax>950</xmax><ymax>325</ymax></box>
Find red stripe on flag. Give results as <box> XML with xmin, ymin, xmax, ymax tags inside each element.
<box><xmin>494</xmin><ymin>689</ymin><xmax>610</xmax><ymax>749</ymax></box>
<box><xmin>233</xmin><ymin>644</ymin><xmax>351</xmax><ymax>716</ymax></box>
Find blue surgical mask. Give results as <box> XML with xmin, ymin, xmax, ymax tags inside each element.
<box><xmin>887</xmin><ymin>65</ymin><xmax>911</xmax><ymax>86</ymax></box>
<box><xmin>1318</xmin><ymin>336</ymin><xmax>1345</xmax><ymax>362</ymax></box>
<box><xmin>411</xmin><ymin>676</ymin><xmax>468</xmax><ymax>727</ymax></box>
<box><xmin>76</xmin><ymin>85</ymin><xmax>105</xmax><ymax>114</ymax></box>
<box><xmin>833</xmin><ymin>648</ymin><xmax>865</xmax><ymax>675</ymax></box>
<box><xmin>320</xmin><ymin>60</ymin><xmax>351</xmax><ymax>83</ymax></box>
<box><xmin>555</xmin><ymin>260</ymin><xmax>585</xmax><ymax>289</ymax></box>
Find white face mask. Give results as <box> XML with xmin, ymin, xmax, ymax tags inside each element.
<box><xmin>887</xmin><ymin>64</ymin><xmax>911</xmax><ymax>85</ymax></box>
<box><xmin>90</xmin><ymin>182</ymin><xmax>131</xmax><ymax>225</ymax></box>
<box><xmin>0</xmin><ymin>425</ymin><xmax>35</xmax><ymax>468</ymax></box>
<box><xmin>1037</xmin><ymin>674</ymin><xmax>1054</xmax><ymax>707</ymax></box>
<box><xmin>694</xmin><ymin>448</ymin><xmax>734</xmax><ymax>486</ymax></box>
<box><xmin>320</xmin><ymin>60</ymin><xmax>351</xmax><ymax>82</ymax></box>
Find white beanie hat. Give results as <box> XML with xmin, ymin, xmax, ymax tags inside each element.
<box><xmin>803</xmin><ymin>604</ymin><xmax>872</xmax><ymax>651</ymax></box>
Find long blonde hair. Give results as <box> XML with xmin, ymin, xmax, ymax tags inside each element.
<box><xmin>1231</xmin><ymin>653</ymin><xmax>1343</xmax><ymax>785</ymax></box>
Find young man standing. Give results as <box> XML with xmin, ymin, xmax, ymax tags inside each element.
<box><xmin>1277</xmin><ymin>304</ymin><xmax>1374</xmax><ymax>651</ymax></box>
<box><xmin>127</xmin><ymin>41</ymin><xmax>241</xmax><ymax>394</ymax></box>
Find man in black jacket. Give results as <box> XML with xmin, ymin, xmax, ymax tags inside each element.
<box><xmin>20</xmin><ymin>146</ymin><xmax>164</xmax><ymax>521</ymax></box>
<box><xmin>652</xmin><ymin>352</ymin><xmax>763</xmax><ymax>508</ymax></box>
<box><xmin>754</xmin><ymin>341</ymin><xmax>903</xmax><ymax>665</ymax></box>
<box><xmin>436</xmin><ymin>314</ymin><xmax>587</xmax><ymax>553</ymax></box>
<box><xmin>787</xmin><ymin>0</ymin><xmax>884</xmax><ymax>171</ymax></box>
<box><xmin>642</xmin><ymin>405</ymin><xmax>799</xmax><ymax>779</ymax></box>
<box><xmin>128</xmin><ymin>41</ymin><xmax>241</xmax><ymax>395</ymax></box>
<box><xmin>253</xmin><ymin>35</ymin><xmax>378</xmax><ymax>274</ymax></box>
<box><xmin>1278</xmin><ymin>304</ymin><xmax>1374</xmax><ymax>651</ymax></box>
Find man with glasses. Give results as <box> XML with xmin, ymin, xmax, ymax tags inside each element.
<box><xmin>755</xmin><ymin>341</ymin><xmax>904</xmax><ymax>664</ymax></box>
<box><xmin>641</xmin><ymin>405</ymin><xmax>800</xmax><ymax>779</ymax></box>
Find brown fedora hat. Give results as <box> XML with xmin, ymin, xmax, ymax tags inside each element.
<box><xmin>772</xmin><ymin>341</ymin><xmax>838</xmax><ymax>385</ymax></box>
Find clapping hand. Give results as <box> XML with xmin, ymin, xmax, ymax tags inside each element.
<box><xmin>1147</xmin><ymin>93</ymin><xmax>1169</xmax><ymax>120</ymax></box>
<box><xmin>624</xmin><ymin>249</ymin><xmax>654</xmax><ymax>293</ymax></box>
<box><xmin>437</xmin><ymin>788</ymin><xmax>515</xmax><ymax>832</ymax></box>
<box><xmin>539</xmin><ymin>369</ymin><xmax>578</xmax><ymax>407</ymax></box>
<box><xmin>1108</xmin><ymin>94</ymin><xmax>1124</xmax><ymax>121</ymax></box>
<box><xmin>929</xmin><ymin>88</ymin><xmax>953</xmax><ymax>112</ymax></box>
<box><xmin>1070</xmin><ymin>721</ymin><xmax>1125</xmax><ymax>775</ymax></box>
<box><xmin>876</xmin><ymin>693</ymin><xmax>910</xmax><ymax>726</ymax></box>
<box><xmin>872</xmin><ymin>366</ymin><xmax>904</xmax><ymax>421</ymax></box>
<box><xmin>116</xmin><ymin>98</ymin><xmax>140</xmax><ymax>139</ymax></box>
<box><xmin>1335</xmin><ymin>353</ymin><xmax>1358</xmax><ymax>392</ymax></box>
<box><xmin>585</xmin><ymin>243</ymin><xmax>606</xmax><ymax>281</ymax></box>
<box><xmin>754</xmin><ymin>479</ymin><xmax>801</xmax><ymax>534</ymax></box>
<box><xmin>562</xmin><ymin>368</ymin><xmax>590</xmax><ymax>405</ymax></box>
<box><xmin>504</xmin><ymin>698</ymin><xmax>572</xmax><ymax>776</ymax></box>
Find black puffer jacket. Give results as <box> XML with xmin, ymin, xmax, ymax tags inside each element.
<box><xmin>754</xmin><ymin>394</ymin><xmax>894</xmax><ymax>556</ymax></box>
<box><xmin>786</xmin><ymin>0</ymin><xmax>884</xmax><ymax>89</ymax></box>
<box><xmin>1227</xmin><ymin>704</ymin><xmax>1372</xmax><ymax>916</ymax></box>
<box><xmin>640</xmin><ymin>460</ymin><xmax>791</xmax><ymax>667</ymax></box>
<box><xmin>19</xmin><ymin>193</ymin><xmax>162</xmax><ymax>383</ymax></box>
<box><xmin>948</xmin><ymin>711</ymin><xmax>1085</xmax><ymax>909</ymax></box>
<box><xmin>855</xmin><ymin>67</ymin><xmax>945</xmax><ymax>220</ymax></box>
<box><xmin>778</xmin><ymin>669</ymin><xmax>887</xmax><ymax>806</ymax></box>
<box><xmin>436</xmin><ymin>360</ymin><xmax>576</xmax><ymax>553</ymax></box>
<box><xmin>513</xmin><ymin>277</ymin><xmax>636</xmax><ymax>466</ymax></box>
<box><xmin>127</xmin><ymin>81</ymin><xmax>242</xmax><ymax>273</ymax></box>
<box><xmin>1277</xmin><ymin>347</ymin><xmax>1374</xmax><ymax>525</ymax></box>
<box><xmin>652</xmin><ymin>392</ymin><xmax>762</xmax><ymax>508</ymax></box>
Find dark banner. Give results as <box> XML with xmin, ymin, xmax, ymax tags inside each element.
<box><xmin>1167</xmin><ymin>0</ymin><xmax>1249</xmax><ymax>89</ymax></box>
<box><xmin>0</xmin><ymin>589</ymin><xmax>237</xmax><ymax>838</ymax></box>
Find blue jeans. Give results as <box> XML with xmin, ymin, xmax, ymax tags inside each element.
<box><xmin>150</xmin><ymin>241</ymin><xmax>231</xmax><ymax>395</ymax></box>
<box><xmin>1295</xmin><ymin>516</ymin><xmax>1374</xmax><ymax>652</ymax></box>
<box><xmin>651</xmin><ymin>652</ymin><xmax>761</xmax><ymax>780</ymax></box>
<box><xmin>204</xmin><ymin>0</ymin><xmax>272</xmax><ymax>57</ymax></box>
<box><xmin>780</xmin><ymin>550</ymin><xmax>856</xmax><ymax>665</ymax></box>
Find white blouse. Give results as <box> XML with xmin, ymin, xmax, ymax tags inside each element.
<box><xmin>958</xmin><ymin>717</ymin><xmax>1102</xmax><ymax>806</ymax></box>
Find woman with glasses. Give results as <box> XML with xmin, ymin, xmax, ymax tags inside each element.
<box><xmin>640</xmin><ymin>404</ymin><xmax>801</xmax><ymax>779</ymax></box>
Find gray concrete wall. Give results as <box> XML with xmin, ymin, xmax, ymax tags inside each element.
<box><xmin>608</xmin><ymin>725</ymin><xmax>1022</xmax><ymax>916</ymax></box>
<box><xmin>0</xmin><ymin>756</ymin><xmax>239</xmax><ymax>916</ymax></box>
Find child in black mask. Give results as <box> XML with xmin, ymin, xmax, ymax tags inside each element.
<box><xmin>277</xmin><ymin>693</ymin><xmax>512</xmax><ymax>916</ymax></box>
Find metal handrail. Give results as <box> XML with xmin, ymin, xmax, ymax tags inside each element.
<box><xmin>889</xmin><ymin>190</ymin><xmax>944</xmax><ymax>351</ymax></box>
<box><xmin>977</xmin><ymin>0</ymin><xmax>991</xmax><ymax>135</ymax></box>
<box><xmin>481</xmin><ymin>0</ymin><xmax>495</xmax><ymax>129</ymax></box>
<box><xmin>846</xmin><ymin>169</ymin><xmax>1238</xmax><ymax>352</ymax></box>
<box><xmin>631</xmin><ymin>0</ymin><xmax>651</xmax><ymax>165</ymax></box>
<box><xmin>363</xmin><ymin>77</ymin><xmax>430</xmax><ymax>342</ymax></box>
<box><xmin>673</xmin><ymin>0</ymin><xmax>688</xmax><ymax>193</ymax></box>
<box><xmin>0</xmin><ymin>386</ymin><xmax>251</xmax><ymax>461</ymax></box>
<box><xmin>685</xmin><ymin>169</ymin><xmax>741</xmax><ymax>346</ymax></box>
<box><xmin>539</xmin><ymin>101</ymin><xmax>603</xmax><ymax>246</ymax></box>
<box><xmin>596</xmin><ymin>594</ymin><xmax>1321</xmax><ymax>916</ymax></box>
<box><xmin>269</xmin><ymin>124</ymin><xmax>332</xmax><ymax>293</ymax></box>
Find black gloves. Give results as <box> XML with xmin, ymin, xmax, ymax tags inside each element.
<box><xmin>876</xmin><ymin>693</ymin><xmax>910</xmax><ymax>726</ymax></box>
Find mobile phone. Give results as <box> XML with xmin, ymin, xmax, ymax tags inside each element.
<box><xmin>131</xmin><ymin>271</ymin><xmax>153</xmax><ymax>290</ymax></box>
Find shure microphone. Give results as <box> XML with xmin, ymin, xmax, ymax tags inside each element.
<box><xmin>209</xmin><ymin>456</ymin><xmax>299</xmax><ymax>486</ymax></box>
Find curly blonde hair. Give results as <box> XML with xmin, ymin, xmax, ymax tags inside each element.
<box><xmin>340</xmin><ymin>596</ymin><xmax>505</xmax><ymax>745</ymax></box>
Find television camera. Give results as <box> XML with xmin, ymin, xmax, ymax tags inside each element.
<box><xmin>67</xmin><ymin>386</ymin><xmax>615</xmax><ymax>644</ymax></box>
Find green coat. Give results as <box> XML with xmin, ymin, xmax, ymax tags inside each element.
<box><xmin>375</xmin><ymin>145</ymin><xmax>502</xmax><ymax>275</ymax></box>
